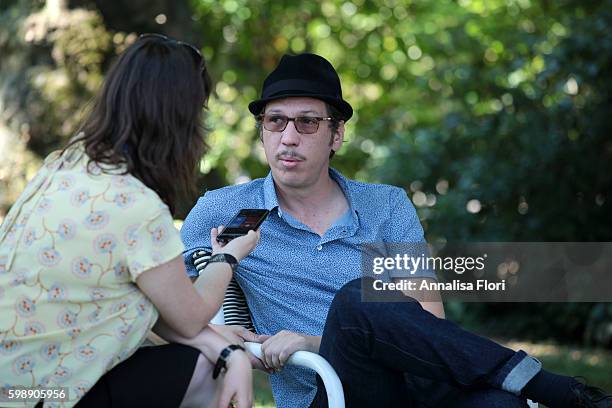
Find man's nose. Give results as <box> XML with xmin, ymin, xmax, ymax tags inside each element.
<box><xmin>280</xmin><ymin>120</ymin><xmax>300</xmax><ymax>145</ymax></box>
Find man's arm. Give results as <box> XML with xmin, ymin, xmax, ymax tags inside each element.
<box><xmin>387</xmin><ymin>188</ymin><xmax>445</xmax><ymax>318</ymax></box>
<box><xmin>181</xmin><ymin>192</ymin><xmax>218</xmax><ymax>277</ymax></box>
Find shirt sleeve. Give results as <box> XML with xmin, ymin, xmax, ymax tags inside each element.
<box><xmin>125</xmin><ymin>208</ymin><xmax>185</xmax><ymax>282</ymax></box>
<box><xmin>385</xmin><ymin>188</ymin><xmax>437</xmax><ymax>280</ymax></box>
<box><xmin>180</xmin><ymin>192</ymin><xmax>216</xmax><ymax>277</ymax></box>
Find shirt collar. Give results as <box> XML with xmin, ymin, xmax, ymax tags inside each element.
<box><xmin>261</xmin><ymin>167</ymin><xmax>360</xmax><ymax>227</ymax></box>
<box><xmin>262</xmin><ymin>172</ymin><xmax>280</xmax><ymax>211</ymax></box>
<box><xmin>328</xmin><ymin>168</ymin><xmax>360</xmax><ymax>227</ymax></box>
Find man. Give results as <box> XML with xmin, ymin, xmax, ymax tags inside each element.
<box><xmin>181</xmin><ymin>53</ymin><xmax>610</xmax><ymax>407</ymax></box>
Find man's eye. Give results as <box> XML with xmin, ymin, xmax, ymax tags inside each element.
<box><xmin>299</xmin><ymin>117</ymin><xmax>318</xmax><ymax>125</ymax></box>
<box><xmin>267</xmin><ymin>116</ymin><xmax>286</xmax><ymax>124</ymax></box>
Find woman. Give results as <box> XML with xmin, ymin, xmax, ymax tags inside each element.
<box><xmin>0</xmin><ymin>34</ymin><xmax>256</xmax><ymax>407</ymax></box>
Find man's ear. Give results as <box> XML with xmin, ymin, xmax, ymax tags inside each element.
<box><xmin>332</xmin><ymin>121</ymin><xmax>345</xmax><ymax>151</ymax></box>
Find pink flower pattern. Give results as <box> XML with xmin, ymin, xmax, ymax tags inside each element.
<box><xmin>83</xmin><ymin>211</ymin><xmax>109</xmax><ymax>230</ymax></box>
<box><xmin>57</xmin><ymin>219</ymin><xmax>77</xmax><ymax>239</ymax></box>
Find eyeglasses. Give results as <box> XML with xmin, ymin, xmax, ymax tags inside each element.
<box><xmin>138</xmin><ymin>33</ymin><xmax>206</xmax><ymax>73</ymax></box>
<box><xmin>258</xmin><ymin>114</ymin><xmax>333</xmax><ymax>134</ymax></box>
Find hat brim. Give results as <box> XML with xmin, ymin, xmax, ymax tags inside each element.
<box><xmin>249</xmin><ymin>92</ymin><xmax>353</xmax><ymax>121</ymax></box>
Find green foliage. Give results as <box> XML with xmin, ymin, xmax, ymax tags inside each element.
<box><xmin>0</xmin><ymin>0</ymin><xmax>120</xmax><ymax>215</ymax></box>
<box><xmin>190</xmin><ymin>0</ymin><xmax>612</xmax><ymax>347</ymax></box>
<box><xmin>446</xmin><ymin>302</ymin><xmax>612</xmax><ymax>348</ymax></box>
<box><xmin>191</xmin><ymin>0</ymin><xmax>611</xmax><ymax>243</ymax></box>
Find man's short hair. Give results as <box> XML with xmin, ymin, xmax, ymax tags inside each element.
<box><xmin>325</xmin><ymin>102</ymin><xmax>343</xmax><ymax>159</ymax></box>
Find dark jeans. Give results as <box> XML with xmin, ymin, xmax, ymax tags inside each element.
<box><xmin>310</xmin><ymin>278</ymin><xmax>537</xmax><ymax>408</ymax></box>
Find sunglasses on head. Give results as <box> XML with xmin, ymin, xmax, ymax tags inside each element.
<box><xmin>138</xmin><ymin>33</ymin><xmax>206</xmax><ymax>73</ymax></box>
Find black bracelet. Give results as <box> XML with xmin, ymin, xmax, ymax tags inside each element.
<box><xmin>206</xmin><ymin>253</ymin><xmax>239</xmax><ymax>274</ymax></box>
<box><xmin>212</xmin><ymin>344</ymin><xmax>245</xmax><ymax>379</ymax></box>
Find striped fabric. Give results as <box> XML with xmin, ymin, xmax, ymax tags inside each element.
<box><xmin>191</xmin><ymin>249</ymin><xmax>255</xmax><ymax>332</ymax></box>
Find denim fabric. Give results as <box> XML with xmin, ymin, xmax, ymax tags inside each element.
<box><xmin>501</xmin><ymin>354</ymin><xmax>542</xmax><ymax>395</ymax></box>
<box><xmin>310</xmin><ymin>278</ymin><xmax>535</xmax><ymax>408</ymax></box>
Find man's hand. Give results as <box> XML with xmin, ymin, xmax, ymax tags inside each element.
<box><xmin>209</xmin><ymin>324</ymin><xmax>270</xmax><ymax>372</ymax></box>
<box><xmin>259</xmin><ymin>330</ymin><xmax>320</xmax><ymax>371</ymax></box>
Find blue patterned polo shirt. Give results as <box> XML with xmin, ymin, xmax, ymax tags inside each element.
<box><xmin>181</xmin><ymin>168</ymin><xmax>433</xmax><ymax>408</ymax></box>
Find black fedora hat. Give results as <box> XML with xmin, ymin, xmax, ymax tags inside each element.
<box><xmin>248</xmin><ymin>53</ymin><xmax>353</xmax><ymax>121</ymax></box>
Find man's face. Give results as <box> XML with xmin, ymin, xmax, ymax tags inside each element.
<box><xmin>261</xmin><ymin>97</ymin><xmax>344</xmax><ymax>190</ymax></box>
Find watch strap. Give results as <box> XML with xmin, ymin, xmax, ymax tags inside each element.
<box><xmin>212</xmin><ymin>344</ymin><xmax>245</xmax><ymax>379</ymax></box>
<box><xmin>207</xmin><ymin>253</ymin><xmax>238</xmax><ymax>271</ymax></box>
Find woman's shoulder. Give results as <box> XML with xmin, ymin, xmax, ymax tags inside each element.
<box><xmin>105</xmin><ymin>173</ymin><xmax>170</xmax><ymax>216</ymax></box>
<box><xmin>59</xmin><ymin>159</ymin><xmax>170</xmax><ymax>219</ymax></box>
<box><xmin>41</xmin><ymin>142</ymin><xmax>171</xmax><ymax>220</ymax></box>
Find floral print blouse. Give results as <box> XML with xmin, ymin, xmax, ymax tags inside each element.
<box><xmin>0</xmin><ymin>145</ymin><xmax>184</xmax><ymax>407</ymax></box>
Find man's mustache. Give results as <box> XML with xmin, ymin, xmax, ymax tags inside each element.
<box><xmin>276</xmin><ymin>151</ymin><xmax>306</xmax><ymax>161</ymax></box>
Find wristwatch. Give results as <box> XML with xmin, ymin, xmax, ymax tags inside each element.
<box><xmin>207</xmin><ymin>253</ymin><xmax>238</xmax><ymax>272</ymax></box>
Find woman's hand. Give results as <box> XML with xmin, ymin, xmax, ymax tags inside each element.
<box><xmin>217</xmin><ymin>350</ymin><xmax>253</xmax><ymax>408</ymax></box>
<box><xmin>209</xmin><ymin>324</ymin><xmax>271</xmax><ymax>373</ymax></box>
<box><xmin>211</xmin><ymin>226</ymin><xmax>260</xmax><ymax>262</ymax></box>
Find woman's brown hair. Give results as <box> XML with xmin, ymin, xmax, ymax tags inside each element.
<box><xmin>65</xmin><ymin>35</ymin><xmax>212</xmax><ymax>215</ymax></box>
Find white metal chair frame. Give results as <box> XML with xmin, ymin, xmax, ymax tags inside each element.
<box><xmin>211</xmin><ymin>307</ymin><xmax>345</xmax><ymax>408</ymax></box>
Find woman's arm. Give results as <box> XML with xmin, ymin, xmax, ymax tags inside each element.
<box><xmin>136</xmin><ymin>228</ymin><xmax>259</xmax><ymax>339</ymax></box>
<box><xmin>153</xmin><ymin>318</ymin><xmax>253</xmax><ymax>408</ymax></box>
<box><xmin>153</xmin><ymin>318</ymin><xmax>229</xmax><ymax>363</ymax></box>
<box><xmin>136</xmin><ymin>256</ymin><xmax>230</xmax><ymax>338</ymax></box>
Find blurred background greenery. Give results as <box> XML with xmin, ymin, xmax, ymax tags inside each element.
<box><xmin>1</xmin><ymin>0</ymin><xmax>611</xmax><ymax>400</ymax></box>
